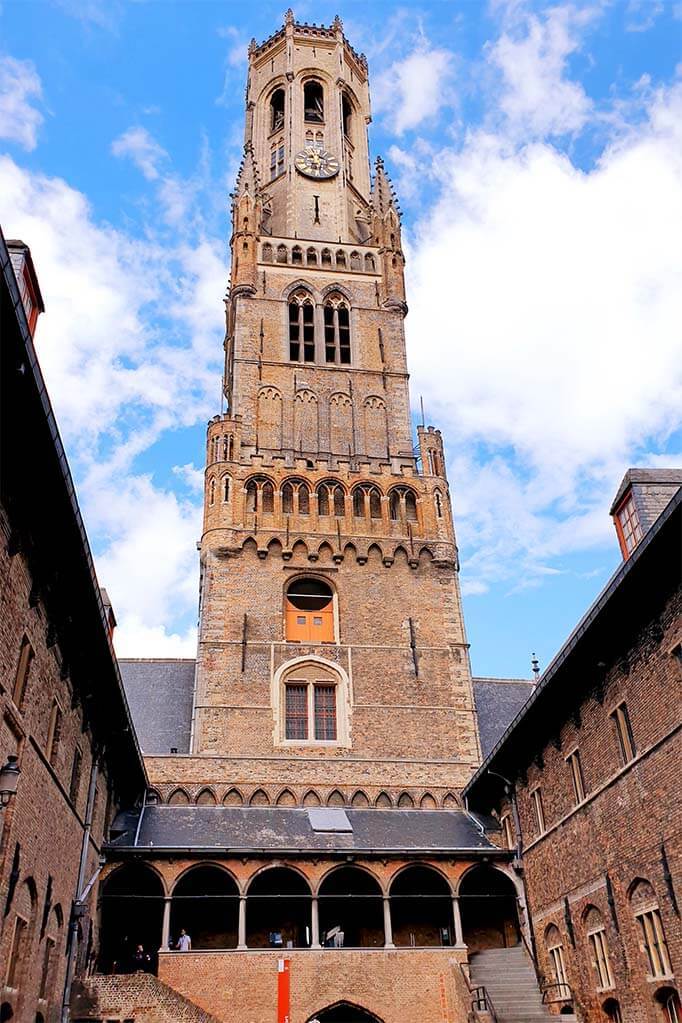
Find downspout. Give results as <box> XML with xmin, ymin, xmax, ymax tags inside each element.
<box><xmin>61</xmin><ymin>756</ymin><xmax>98</xmax><ymax>1023</ymax></box>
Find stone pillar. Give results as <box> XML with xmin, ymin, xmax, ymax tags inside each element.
<box><xmin>311</xmin><ymin>896</ymin><xmax>320</xmax><ymax>948</ymax></box>
<box><xmin>238</xmin><ymin>896</ymin><xmax>247</xmax><ymax>950</ymax></box>
<box><xmin>160</xmin><ymin>897</ymin><xmax>172</xmax><ymax>951</ymax></box>
<box><xmin>452</xmin><ymin>896</ymin><xmax>466</xmax><ymax>949</ymax></box>
<box><xmin>383</xmin><ymin>896</ymin><xmax>395</xmax><ymax>948</ymax></box>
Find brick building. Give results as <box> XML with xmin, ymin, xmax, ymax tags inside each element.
<box><xmin>464</xmin><ymin>475</ymin><xmax>682</xmax><ymax>1023</ymax></box>
<box><xmin>0</xmin><ymin>229</ymin><xmax>147</xmax><ymax>1023</ymax></box>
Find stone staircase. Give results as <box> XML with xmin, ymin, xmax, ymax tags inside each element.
<box><xmin>71</xmin><ymin>973</ymin><xmax>223</xmax><ymax>1023</ymax></box>
<box><xmin>468</xmin><ymin>946</ymin><xmax>561</xmax><ymax>1023</ymax></box>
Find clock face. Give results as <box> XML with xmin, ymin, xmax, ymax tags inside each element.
<box><xmin>294</xmin><ymin>145</ymin><xmax>340</xmax><ymax>179</ymax></box>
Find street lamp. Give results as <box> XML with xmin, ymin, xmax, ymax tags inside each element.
<box><xmin>0</xmin><ymin>754</ymin><xmax>20</xmax><ymax>808</ymax></box>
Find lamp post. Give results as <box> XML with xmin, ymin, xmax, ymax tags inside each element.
<box><xmin>0</xmin><ymin>754</ymin><xmax>21</xmax><ymax>808</ymax></box>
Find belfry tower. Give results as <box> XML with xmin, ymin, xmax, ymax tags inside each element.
<box><xmin>192</xmin><ymin>11</ymin><xmax>481</xmax><ymax>798</ymax></box>
<box><xmin>103</xmin><ymin>17</ymin><xmax>520</xmax><ymax>1023</ymax></box>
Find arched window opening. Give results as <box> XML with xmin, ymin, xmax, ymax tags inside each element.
<box><xmin>656</xmin><ymin>989</ymin><xmax>681</xmax><ymax>1023</ymax></box>
<box><xmin>336</xmin><ymin>250</ymin><xmax>346</xmax><ymax>268</ymax></box>
<box><xmin>298</xmin><ymin>482</ymin><xmax>310</xmax><ymax>515</ymax></box>
<box><xmin>460</xmin><ymin>866</ymin><xmax>520</xmax><ymax>953</ymax></box>
<box><xmin>324</xmin><ymin>297</ymin><xmax>351</xmax><ymax>365</ymax></box>
<box><xmin>208</xmin><ymin>478</ymin><xmax>215</xmax><ymax>506</ymax></box>
<box><xmin>603</xmin><ymin>998</ymin><xmax>623</xmax><ymax>1023</ymax></box>
<box><xmin>304</xmin><ymin>80</ymin><xmax>324</xmax><ymax>123</ymax></box>
<box><xmin>282</xmin><ymin>482</ymin><xmax>294</xmax><ymax>515</ymax></box>
<box><xmin>365</xmin><ymin>254</ymin><xmax>375</xmax><ymax>272</ymax></box>
<box><xmin>545</xmin><ymin>924</ymin><xmax>571</xmax><ymax>1002</ymax></box>
<box><xmin>99</xmin><ymin>864</ymin><xmax>163</xmax><ymax>973</ymax></box>
<box><xmin>333</xmin><ymin>486</ymin><xmax>345</xmax><ymax>517</ymax></box>
<box><xmin>262</xmin><ymin>243</ymin><xmax>273</xmax><ymax>263</ymax></box>
<box><xmin>319</xmin><ymin>868</ymin><xmax>384</xmax><ymax>948</ymax></box>
<box><xmin>246</xmin><ymin>868</ymin><xmax>311</xmax><ymax>949</ymax></box>
<box><xmin>246</xmin><ymin>479</ymin><xmax>257</xmax><ymax>513</ymax></box>
<box><xmin>353</xmin><ymin>489</ymin><xmax>364</xmax><ymax>517</ymax></box>
<box><xmin>321</xmin><ymin>248</ymin><xmax>332</xmax><ymax>266</ymax></box>
<box><xmin>390</xmin><ymin>867</ymin><xmax>453</xmax><ymax>947</ymax></box>
<box><xmin>171</xmin><ymin>866</ymin><xmax>238</xmax><ymax>950</ymax></box>
<box><xmin>285</xmin><ymin>579</ymin><xmax>334</xmax><ymax>645</ymax></box>
<box><xmin>629</xmin><ymin>880</ymin><xmax>672</xmax><ymax>979</ymax></box>
<box><xmin>306</xmin><ymin>247</ymin><xmax>318</xmax><ymax>266</ymax></box>
<box><xmin>435</xmin><ymin>491</ymin><xmax>443</xmax><ymax>518</ymax></box>
<box><xmin>292</xmin><ymin>245</ymin><xmax>303</xmax><ymax>265</ymax></box>
<box><xmin>222</xmin><ymin>476</ymin><xmax>230</xmax><ymax>502</ymax></box>
<box><xmin>342</xmin><ymin>93</ymin><xmax>352</xmax><ymax>139</ymax></box>
<box><xmin>583</xmin><ymin>907</ymin><xmax>613</xmax><ymax>990</ymax></box>
<box><xmin>318</xmin><ymin>485</ymin><xmax>330</xmax><ymax>516</ymax></box>
<box><xmin>307</xmin><ymin>1004</ymin><xmax>382</xmax><ymax>1023</ymax></box>
<box><xmin>289</xmin><ymin>290</ymin><xmax>315</xmax><ymax>362</ymax></box>
<box><xmin>277</xmin><ymin>244</ymin><xmax>288</xmax><ymax>264</ymax></box>
<box><xmin>270</xmin><ymin>88</ymin><xmax>285</xmax><ymax>133</ymax></box>
<box><xmin>369</xmin><ymin>489</ymin><xmax>382</xmax><ymax>519</ymax></box>
<box><xmin>350</xmin><ymin>251</ymin><xmax>361</xmax><ymax>271</ymax></box>
<box><xmin>262</xmin><ymin>481</ymin><xmax>274</xmax><ymax>514</ymax></box>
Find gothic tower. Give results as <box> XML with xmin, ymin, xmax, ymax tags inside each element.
<box><xmin>188</xmin><ymin>10</ymin><xmax>481</xmax><ymax>803</ymax></box>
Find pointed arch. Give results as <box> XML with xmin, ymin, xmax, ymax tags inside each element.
<box><xmin>302</xmin><ymin>789</ymin><xmax>322</xmax><ymax>806</ymax></box>
<box><xmin>393</xmin><ymin>545</ymin><xmax>409</xmax><ymax>565</ymax></box>
<box><xmin>168</xmin><ymin>787</ymin><xmax>190</xmax><ymax>806</ymax></box>
<box><xmin>442</xmin><ymin>792</ymin><xmax>459</xmax><ymax>809</ymax></box>
<box><xmin>276</xmin><ymin>788</ymin><xmax>297</xmax><ymax>807</ymax></box>
<box><xmin>257</xmin><ymin>386</ymin><xmax>283</xmax><ymax>450</ymax></box>
<box><xmin>318</xmin><ymin>541</ymin><xmax>334</xmax><ymax>562</ymax></box>
<box><xmin>351</xmin><ymin>790</ymin><xmax>370</xmax><ymax>807</ymax></box>
<box><xmin>242</xmin><ymin>536</ymin><xmax>258</xmax><ymax>556</ymax></box>
<box><xmin>292</xmin><ymin>539</ymin><xmax>309</xmax><ymax>559</ymax></box>
<box><xmin>294</xmin><ymin>388</ymin><xmax>319</xmax><ymax>452</ymax></box>
<box><xmin>329</xmin><ymin>391</ymin><xmax>353</xmax><ymax>455</ymax></box>
<box><xmin>363</xmin><ymin>395</ymin><xmax>388</xmax><ymax>458</ymax></box>
<box><xmin>420</xmin><ymin>793</ymin><xmax>438</xmax><ymax>810</ymax></box>
<box><xmin>267</xmin><ymin>537</ymin><xmax>283</xmax><ymax>557</ymax></box>
<box><xmin>196</xmin><ymin>788</ymin><xmax>217</xmax><ymax>806</ymax></box>
<box><xmin>307</xmin><ymin>1002</ymin><xmax>384</xmax><ymax>1023</ymax></box>
<box><xmin>367</xmin><ymin>543</ymin><xmax>383</xmax><ymax>564</ymax></box>
<box><xmin>397</xmin><ymin>792</ymin><xmax>414</xmax><ymax>808</ymax></box>
<box><xmin>327</xmin><ymin>789</ymin><xmax>346</xmax><ymax>807</ymax></box>
<box><xmin>375</xmin><ymin>791</ymin><xmax>393</xmax><ymax>808</ymax></box>
<box><xmin>249</xmin><ymin>788</ymin><xmax>271</xmax><ymax>806</ymax></box>
<box><xmin>343</xmin><ymin>542</ymin><xmax>357</xmax><ymax>561</ymax></box>
<box><xmin>223</xmin><ymin>787</ymin><xmax>243</xmax><ymax>806</ymax></box>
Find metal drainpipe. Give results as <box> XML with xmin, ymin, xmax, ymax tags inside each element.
<box><xmin>61</xmin><ymin>755</ymin><xmax>98</xmax><ymax>1023</ymax></box>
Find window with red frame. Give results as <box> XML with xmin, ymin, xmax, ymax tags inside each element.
<box><xmin>615</xmin><ymin>494</ymin><xmax>643</xmax><ymax>557</ymax></box>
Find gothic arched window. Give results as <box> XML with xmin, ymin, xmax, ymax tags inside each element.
<box><xmin>321</xmin><ymin>248</ymin><xmax>332</xmax><ymax>266</ymax></box>
<box><xmin>245</xmin><ymin>476</ymin><xmax>275</xmax><ymax>514</ymax></box>
<box><xmin>306</xmin><ymin>247</ymin><xmax>318</xmax><ymax>266</ymax></box>
<box><xmin>304</xmin><ymin>80</ymin><xmax>324</xmax><ymax>123</ymax></box>
<box><xmin>352</xmin><ymin>484</ymin><xmax>382</xmax><ymax>519</ymax></box>
<box><xmin>365</xmin><ymin>253</ymin><xmax>375</xmax><ymax>272</ymax></box>
<box><xmin>324</xmin><ymin>296</ymin><xmax>351</xmax><ymax>365</ymax></box>
<box><xmin>336</xmin><ymin>250</ymin><xmax>346</xmax><ymax>268</ymax></box>
<box><xmin>270</xmin><ymin>88</ymin><xmax>285</xmax><ymax>134</ymax></box>
<box><xmin>342</xmin><ymin>93</ymin><xmax>352</xmax><ymax>138</ymax></box>
<box><xmin>350</xmin><ymin>251</ymin><xmax>361</xmax><ymax>271</ymax></box>
<box><xmin>288</xmin><ymin>290</ymin><xmax>315</xmax><ymax>363</ymax></box>
<box><xmin>292</xmin><ymin>245</ymin><xmax>303</xmax><ymax>265</ymax></box>
<box><xmin>389</xmin><ymin>486</ymin><xmax>418</xmax><ymax>523</ymax></box>
<box><xmin>317</xmin><ymin>481</ymin><xmax>345</xmax><ymax>518</ymax></box>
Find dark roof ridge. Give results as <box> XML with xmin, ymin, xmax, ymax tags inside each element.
<box><xmin>473</xmin><ymin>676</ymin><xmax>534</xmax><ymax>685</ymax></box>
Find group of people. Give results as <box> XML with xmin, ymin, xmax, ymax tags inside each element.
<box><xmin>117</xmin><ymin>929</ymin><xmax>192</xmax><ymax>974</ymax></box>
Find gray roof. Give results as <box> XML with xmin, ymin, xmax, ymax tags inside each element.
<box><xmin>108</xmin><ymin>805</ymin><xmax>499</xmax><ymax>854</ymax></box>
<box><xmin>610</xmin><ymin>467</ymin><xmax>682</xmax><ymax>515</ymax></box>
<box><xmin>118</xmin><ymin>659</ymin><xmax>195</xmax><ymax>755</ymax></box>
<box><xmin>473</xmin><ymin>678</ymin><xmax>535</xmax><ymax>758</ymax></box>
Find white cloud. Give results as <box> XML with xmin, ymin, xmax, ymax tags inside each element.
<box><xmin>173</xmin><ymin>463</ymin><xmax>205</xmax><ymax>493</ymax></box>
<box><xmin>0</xmin><ymin>56</ymin><xmax>44</xmax><ymax>150</ymax></box>
<box><xmin>374</xmin><ymin>44</ymin><xmax>455</xmax><ymax>135</ymax></box>
<box><xmin>489</xmin><ymin>5</ymin><xmax>595</xmax><ymax>137</ymax></box>
<box><xmin>111</xmin><ymin>125</ymin><xmax>168</xmax><ymax>181</ymax></box>
<box><xmin>406</xmin><ymin>77</ymin><xmax>682</xmax><ymax>591</ymax></box>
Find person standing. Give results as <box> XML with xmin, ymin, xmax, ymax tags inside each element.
<box><xmin>176</xmin><ymin>929</ymin><xmax>192</xmax><ymax>951</ymax></box>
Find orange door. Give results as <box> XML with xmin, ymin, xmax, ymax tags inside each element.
<box><xmin>285</xmin><ymin>604</ymin><xmax>334</xmax><ymax>642</ymax></box>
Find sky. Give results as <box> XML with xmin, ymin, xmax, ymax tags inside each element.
<box><xmin>0</xmin><ymin>0</ymin><xmax>680</xmax><ymax>679</ymax></box>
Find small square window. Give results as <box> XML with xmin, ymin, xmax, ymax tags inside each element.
<box><xmin>296</xmin><ymin>616</ymin><xmax>306</xmax><ymax>625</ymax></box>
<box><xmin>313</xmin><ymin>616</ymin><xmax>322</xmax><ymax>626</ymax></box>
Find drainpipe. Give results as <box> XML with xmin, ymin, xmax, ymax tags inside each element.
<box><xmin>61</xmin><ymin>756</ymin><xmax>98</xmax><ymax>1023</ymax></box>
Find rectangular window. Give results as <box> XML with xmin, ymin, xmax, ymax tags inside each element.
<box><xmin>532</xmin><ymin>787</ymin><xmax>546</xmax><ymax>835</ymax></box>
<box><xmin>70</xmin><ymin>747</ymin><xmax>83</xmax><ymax>805</ymax></box>
<box><xmin>637</xmin><ymin>909</ymin><xmax>672</xmax><ymax>978</ymax></box>
<box><xmin>270</xmin><ymin>147</ymin><xmax>277</xmax><ymax>181</ymax></box>
<box><xmin>612</xmin><ymin>703</ymin><xmax>636</xmax><ymax>764</ymax></box>
<box><xmin>285</xmin><ymin>684</ymin><xmax>308</xmax><ymax>740</ymax></box>
<box><xmin>12</xmin><ymin>634</ymin><xmax>34</xmax><ymax>707</ymax></box>
<box><xmin>302</xmin><ymin>303</ymin><xmax>315</xmax><ymax>362</ymax></box>
<box><xmin>616</xmin><ymin>494</ymin><xmax>643</xmax><ymax>557</ymax></box>
<box><xmin>39</xmin><ymin>936</ymin><xmax>55</xmax><ymax>999</ymax></box>
<box><xmin>6</xmin><ymin>916</ymin><xmax>27</xmax><ymax>988</ymax></box>
<box><xmin>588</xmin><ymin>929</ymin><xmax>613</xmax><ymax>989</ymax></box>
<box><xmin>46</xmin><ymin>700</ymin><xmax>63</xmax><ymax>766</ymax></box>
<box><xmin>549</xmin><ymin>943</ymin><xmax>569</xmax><ymax>999</ymax></box>
<box><xmin>277</xmin><ymin>145</ymin><xmax>285</xmax><ymax>176</ymax></box>
<box><xmin>314</xmin><ymin>684</ymin><xmax>337</xmax><ymax>741</ymax></box>
<box><xmin>567</xmin><ymin>750</ymin><xmax>585</xmax><ymax>804</ymax></box>
<box><xmin>501</xmin><ymin>813</ymin><xmax>514</xmax><ymax>850</ymax></box>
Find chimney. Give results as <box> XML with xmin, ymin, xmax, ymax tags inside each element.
<box><xmin>6</xmin><ymin>239</ymin><xmax>45</xmax><ymax>337</ymax></box>
<box><xmin>610</xmin><ymin>468</ymin><xmax>682</xmax><ymax>560</ymax></box>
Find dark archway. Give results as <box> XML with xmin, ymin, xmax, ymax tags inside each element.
<box><xmin>460</xmin><ymin>865</ymin><xmax>520</xmax><ymax>952</ymax></box>
<box><xmin>390</xmin><ymin>865</ymin><xmax>453</xmax><ymax>947</ymax></box>
<box><xmin>171</xmin><ymin>865</ymin><xmax>238</xmax><ymax>950</ymax></box>
<box><xmin>318</xmin><ymin>867</ymin><xmax>383</xmax><ymax>948</ymax></box>
<box><xmin>1</xmin><ymin>1005</ymin><xmax>14</xmax><ymax>1022</ymax></box>
<box><xmin>308</xmin><ymin>1002</ymin><xmax>383</xmax><ymax>1023</ymax></box>
<box><xmin>99</xmin><ymin>863</ymin><xmax>164</xmax><ymax>973</ymax></box>
<box><xmin>246</xmin><ymin>867</ymin><xmax>311</xmax><ymax>948</ymax></box>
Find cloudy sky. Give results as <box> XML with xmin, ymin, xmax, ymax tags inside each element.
<box><xmin>0</xmin><ymin>0</ymin><xmax>680</xmax><ymax>677</ymax></box>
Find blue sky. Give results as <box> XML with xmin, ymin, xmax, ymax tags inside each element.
<box><xmin>0</xmin><ymin>0</ymin><xmax>680</xmax><ymax>678</ymax></box>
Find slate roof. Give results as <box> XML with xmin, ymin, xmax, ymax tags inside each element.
<box><xmin>108</xmin><ymin>805</ymin><xmax>500</xmax><ymax>855</ymax></box>
<box><xmin>610</xmin><ymin>467</ymin><xmax>682</xmax><ymax>514</ymax></box>
<box><xmin>473</xmin><ymin>678</ymin><xmax>535</xmax><ymax>758</ymax></box>
<box><xmin>118</xmin><ymin>659</ymin><xmax>195</xmax><ymax>755</ymax></box>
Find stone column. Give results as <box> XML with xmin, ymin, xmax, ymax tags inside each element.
<box><xmin>311</xmin><ymin>896</ymin><xmax>320</xmax><ymax>948</ymax></box>
<box><xmin>238</xmin><ymin>896</ymin><xmax>247</xmax><ymax>950</ymax></box>
<box><xmin>160</xmin><ymin>897</ymin><xmax>172</xmax><ymax>951</ymax></box>
<box><xmin>452</xmin><ymin>896</ymin><xmax>466</xmax><ymax>949</ymax></box>
<box><xmin>383</xmin><ymin>896</ymin><xmax>395</xmax><ymax>948</ymax></box>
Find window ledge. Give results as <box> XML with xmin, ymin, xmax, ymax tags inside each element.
<box><xmin>646</xmin><ymin>974</ymin><xmax>675</xmax><ymax>983</ymax></box>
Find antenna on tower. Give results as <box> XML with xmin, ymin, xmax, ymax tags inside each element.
<box><xmin>531</xmin><ymin>653</ymin><xmax>540</xmax><ymax>681</ymax></box>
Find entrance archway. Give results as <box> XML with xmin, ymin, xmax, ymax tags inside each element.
<box><xmin>308</xmin><ymin>1003</ymin><xmax>383</xmax><ymax>1023</ymax></box>
<box><xmin>99</xmin><ymin>863</ymin><xmax>164</xmax><ymax>973</ymax></box>
<box><xmin>171</xmin><ymin>865</ymin><xmax>239</xmax><ymax>949</ymax></box>
<box><xmin>459</xmin><ymin>865</ymin><xmax>520</xmax><ymax>952</ymax></box>
<box><xmin>390</xmin><ymin>865</ymin><xmax>453</xmax><ymax>946</ymax></box>
<box><xmin>318</xmin><ymin>867</ymin><xmax>383</xmax><ymax>948</ymax></box>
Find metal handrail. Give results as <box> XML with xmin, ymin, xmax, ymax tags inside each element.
<box><xmin>541</xmin><ymin>981</ymin><xmax>573</xmax><ymax>1003</ymax></box>
<box><xmin>470</xmin><ymin>985</ymin><xmax>499</xmax><ymax>1022</ymax></box>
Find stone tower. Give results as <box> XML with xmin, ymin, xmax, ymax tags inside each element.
<box><xmin>162</xmin><ymin>11</ymin><xmax>480</xmax><ymax>806</ymax></box>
